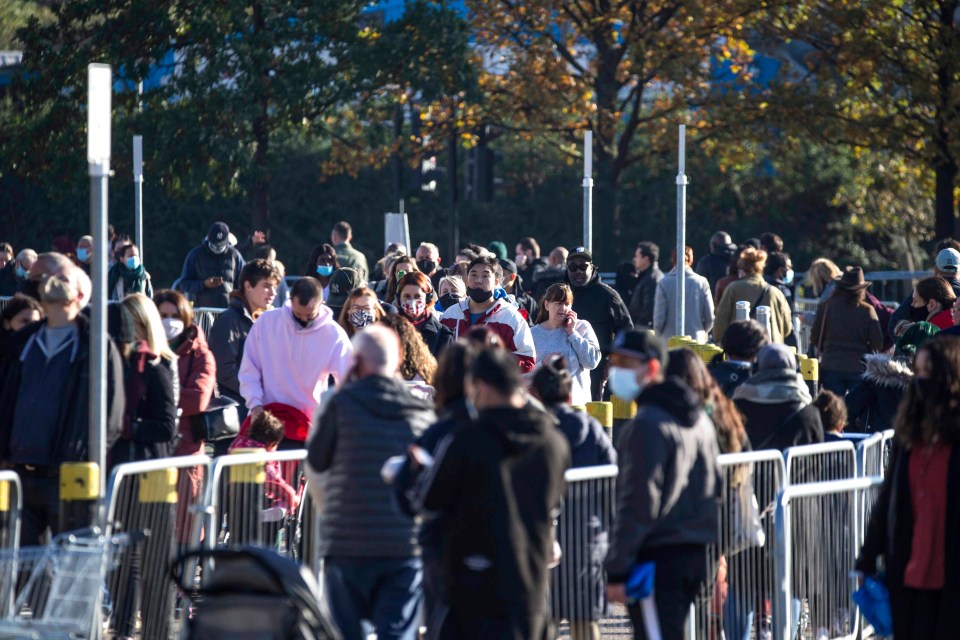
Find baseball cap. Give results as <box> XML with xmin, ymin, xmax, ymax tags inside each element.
<box><xmin>936</xmin><ymin>248</ymin><xmax>960</xmax><ymax>275</ymax></box>
<box><xmin>326</xmin><ymin>267</ymin><xmax>364</xmax><ymax>308</ymax></box>
<box><xmin>611</xmin><ymin>329</ymin><xmax>667</xmax><ymax>367</ymax></box>
<box><xmin>568</xmin><ymin>246</ymin><xmax>593</xmax><ymax>263</ymax></box>
<box><xmin>206</xmin><ymin>222</ymin><xmax>230</xmax><ymax>250</ymax></box>
<box><xmin>498</xmin><ymin>258</ymin><xmax>518</xmax><ymax>275</ymax></box>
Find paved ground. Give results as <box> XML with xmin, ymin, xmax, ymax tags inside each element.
<box><xmin>556</xmin><ymin>604</ymin><xmax>633</xmax><ymax>638</ymax></box>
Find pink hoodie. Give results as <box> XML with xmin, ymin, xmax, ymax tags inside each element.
<box><xmin>238</xmin><ymin>303</ymin><xmax>353</xmax><ymax>428</ymax></box>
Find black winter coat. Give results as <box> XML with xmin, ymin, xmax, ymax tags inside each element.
<box><xmin>628</xmin><ymin>264</ymin><xmax>663</xmax><ymax>328</ymax></box>
<box><xmin>0</xmin><ymin>316</ymin><xmax>125</xmax><ymax>465</ymax></box>
<box><xmin>110</xmin><ymin>343</ymin><xmax>179</xmax><ymax>466</ymax></box>
<box><xmin>845</xmin><ymin>355</ymin><xmax>910</xmax><ymax>433</ymax></box>
<box><xmin>709</xmin><ymin>360</ymin><xmax>754</xmax><ymax>398</ymax></box>
<box><xmin>207</xmin><ymin>296</ymin><xmax>254</xmax><ymax>402</ymax></box>
<box><xmin>178</xmin><ymin>243</ymin><xmax>244</xmax><ymax>308</ymax></box>
<box><xmin>414</xmin><ymin>314</ymin><xmax>455</xmax><ymax>358</ymax></box>
<box><xmin>565</xmin><ymin>271</ymin><xmax>633</xmax><ymax>352</ymax></box>
<box><xmin>418</xmin><ymin>405</ymin><xmax>570</xmax><ymax>616</ymax></box>
<box><xmin>0</xmin><ymin>262</ymin><xmax>20</xmax><ymax>297</ymax></box>
<box><xmin>696</xmin><ymin>251</ymin><xmax>732</xmax><ymax>293</ymax></box>
<box><xmin>550</xmin><ymin>404</ymin><xmax>616</xmax><ymax>468</ymax></box>
<box><xmin>734</xmin><ymin>397</ymin><xmax>824</xmax><ymax>452</ymax></box>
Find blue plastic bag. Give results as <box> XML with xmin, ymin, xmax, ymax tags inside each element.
<box><xmin>626</xmin><ymin>561</ymin><xmax>656</xmax><ymax>602</ymax></box>
<box><xmin>852</xmin><ymin>575</ymin><xmax>893</xmax><ymax>636</ymax></box>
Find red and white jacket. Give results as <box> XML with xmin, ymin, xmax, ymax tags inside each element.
<box><xmin>440</xmin><ymin>299</ymin><xmax>537</xmax><ymax>373</ymax></box>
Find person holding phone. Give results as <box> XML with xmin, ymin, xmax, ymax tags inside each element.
<box><xmin>531</xmin><ymin>283</ymin><xmax>601</xmax><ymax>406</ymax></box>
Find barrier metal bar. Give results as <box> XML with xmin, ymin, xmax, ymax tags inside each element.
<box><xmin>0</xmin><ymin>471</ymin><xmax>22</xmax><ymax>620</ymax></box>
<box><xmin>692</xmin><ymin>450</ymin><xmax>786</xmax><ymax>640</ymax></box>
<box><xmin>784</xmin><ymin>441</ymin><xmax>856</xmax><ymax>486</ymax></box>
<box><xmin>879</xmin><ymin>430</ymin><xmax>894</xmax><ymax>474</ymax></box>
<box><xmin>193</xmin><ymin>306</ymin><xmax>227</xmax><ymax>337</ymax></box>
<box><xmin>774</xmin><ymin>476</ymin><xmax>883</xmax><ymax>640</ymax></box>
<box><xmin>206</xmin><ymin>449</ymin><xmax>308</xmax><ymax>560</ymax></box>
<box><xmin>552</xmin><ymin>464</ymin><xmax>617</xmax><ymax>637</ymax></box>
<box><xmin>104</xmin><ymin>456</ymin><xmax>212</xmax><ymax>640</ymax></box>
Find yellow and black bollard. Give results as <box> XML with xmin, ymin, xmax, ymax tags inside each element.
<box><xmin>586</xmin><ymin>401</ymin><xmax>613</xmax><ymax>439</ymax></box>
<box><xmin>611</xmin><ymin>396</ymin><xmax>638</xmax><ymax>446</ymax></box>
<box><xmin>138</xmin><ymin>468</ymin><xmax>179</xmax><ymax>640</ymax></box>
<box><xmin>228</xmin><ymin>450</ymin><xmax>266</xmax><ymax>547</ymax></box>
<box><xmin>799</xmin><ymin>355</ymin><xmax>819</xmax><ymax>398</ymax></box>
<box><xmin>59</xmin><ymin>462</ymin><xmax>99</xmax><ymax>532</ymax></box>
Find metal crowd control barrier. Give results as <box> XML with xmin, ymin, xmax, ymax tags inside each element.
<box><xmin>193</xmin><ymin>306</ymin><xmax>226</xmax><ymax>337</ymax></box>
<box><xmin>205</xmin><ymin>449</ymin><xmax>311</xmax><ymax>563</ymax></box>
<box><xmin>104</xmin><ymin>455</ymin><xmax>212</xmax><ymax>640</ymax></box>
<box><xmin>692</xmin><ymin>450</ymin><xmax>786</xmax><ymax>640</ymax></box>
<box><xmin>774</xmin><ymin>476</ymin><xmax>884</xmax><ymax>640</ymax></box>
<box><xmin>784</xmin><ymin>441</ymin><xmax>856</xmax><ymax>486</ymax></box>
<box><xmin>551</xmin><ymin>464</ymin><xmax>617</xmax><ymax>636</ymax></box>
<box><xmin>0</xmin><ymin>296</ymin><xmax>11</xmax><ymax>313</ymax></box>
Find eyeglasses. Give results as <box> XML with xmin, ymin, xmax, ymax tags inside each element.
<box><xmin>349</xmin><ymin>305</ymin><xmax>375</xmax><ymax>314</ymax></box>
<box><xmin>568</xmin><ymin>262</ymin><xmax>591</xmax><ymax>273</ymax></box>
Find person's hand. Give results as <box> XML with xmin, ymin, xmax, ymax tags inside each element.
<box><xmin>606</xmin><ymin>583</ymin><xmax>627</xmax><ymax>604</ymax></box>
<box><xmin>204</xmin><ymin>276</ymin><xmax>224</xmax><ymax>289</ymax></box>
<box><xmin>252</xmin><ymin>230</ymin><xmax>266</xmax><ymax>245</ymax></box>
<box><xmin>250</xmin><ymin>406</ymin><xmax>264</xmax><ymax>421</ymax></box>
<box><xmin>563</xmin><ymin>311</ymin><xmax>577</xmax><ymax>335</ymax></box>
<box><xmin>894</xmin><ymin>319</ymin><xmax>913</xmax><ymax>337</ymax></box>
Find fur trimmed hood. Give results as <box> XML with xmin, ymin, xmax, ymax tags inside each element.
<box><xmin>862</xmin><ymin>353</ymin><xmax>912</xmax><ymax>390</ymax></box>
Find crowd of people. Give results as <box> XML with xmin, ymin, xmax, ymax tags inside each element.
<box><xmin>1</xmin><ymin>220</ymin><xmax>959</xmax><ymax>639</ymax></box>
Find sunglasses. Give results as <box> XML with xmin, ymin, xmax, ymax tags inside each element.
<box><xmin>568</xmin><ymin>262</ymin><xmax>591</xmax><ymax>273</ymax></box>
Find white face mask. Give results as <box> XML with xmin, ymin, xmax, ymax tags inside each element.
<box><xmin>783</xmin><ymin>269</ymin><xmax>795</xmax><ymax>285</ymax></box>
<box><xmin>162</xmin><ymin>317</ymin><xmax>184</xmax><ymax>340</ymax></box>
<box><xmin>608</xmin><ymin>366</ymin><xmax>643</xmax><ymax>400</ymax></box>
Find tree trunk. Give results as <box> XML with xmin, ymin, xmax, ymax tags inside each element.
<box><xmin>935</xmin><ymin>0</ymin><xmax>958</xmax><ymax>239</ymax></box>
<box><xmin>935</xmin><ymin>155</ymin><xmax>958</xmax><ymax>240</ymax></box>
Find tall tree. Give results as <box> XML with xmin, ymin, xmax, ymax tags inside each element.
<box><xmin>466</xmin><ymin>0</ymin><xmax>761</xmax><ymax>262</ymax></box>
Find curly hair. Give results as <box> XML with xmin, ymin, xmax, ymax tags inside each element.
<box><xmin>379</xmin><ymin>314</ymin><xmax>436</xmax><ymax>384</ymax></box>
<box><xmin>894</xmin><ymin>336</ymin><xmax>960</xmax><ymax>448</ymax></box>
<box><xmin>666</xmin><ymin>348</ymin><xmax>747</xmax><ymax>454</ymax></box>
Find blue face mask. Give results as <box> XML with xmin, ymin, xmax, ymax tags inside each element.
<box><xmin>125</xmin><ymin>256</ymin><xmax>140</xmax><ymax>270</ymax></box>
<box><xmin>15</xmin><ymin>265</ymin><xmax>27</xmax><ymax>278</ymax></box>
<box><xmin>608</xmin><ymin>366</ymin><xmax>643</xmax><ymax>400</ymax></box>
<box><xmin>316</xmin><ymin>265</ymin><xmax>334</xmax><ymax>277</ymax></box>
<box><xmin>77</xmin><ymin>248</ymin><xmax>90</xmax><ymax>263</ymax></box>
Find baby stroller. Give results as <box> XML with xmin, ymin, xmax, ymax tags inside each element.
<box><xmin>171</xmin><ymin>545</ymin><xmax>340</xmax><ymax>640</ymax></box>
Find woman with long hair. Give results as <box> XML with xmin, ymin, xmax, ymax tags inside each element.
<box><xmin>396</xmin><ymin>271</ymin><xmax>453</xmax><ymax>357</ymax></box>
<box><xmin>904</xmin><ymin>276</ymin><xmax>957</xmax><ymax>331</ymax></box>
<box><xmin>338</xmin><ymin>286</ymin><xmax>387</xmax><ymax>338</ymax></box>
<box><xmin>379</xmin><ymin>314</ymin><xmax>437</xmax><ymax>399</ymax></box>
<box><xmin>530</xmin><ymin>283</ymin><xmax>601</xmax><ymax>406</ymax></box>
<box><xmin>714</xmin><ymin>247</ymin><xmax>794</xmax><ymax>345</ymax></box>
<box><xmin>303</xmin><ymin>244</ymin><xmax>339</xmax><ymax>296</ymax></box>
<box><xmin>0</xmin><ymin>294</ymin><xmax>42</xmax><ymax>338</ymax></box>
<box><xmin>857</xmin><ymin>336</ymin><xmax>960</xmax><ymax>639</ymax></box>
<box><xmin>108</xmin><ymin>243</ymin><xmax>153</xmax><ymax>300</ymax></box>
<box><xmin>381</xmin><ymin>254</ymin><xmax>419</xmax><ymax>304</ymax></box>
<box><xmin>810</xmin><ymin>267</ymin><xmax>883</xmax><ymax>395</ymax></box>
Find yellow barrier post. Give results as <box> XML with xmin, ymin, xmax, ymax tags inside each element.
<box><xmin>227</xmin><ymin>450</ymin><xmax>267</xmax><ymax>547</ymax></box>
<box><xmin>799</xmin><ymin>355</ymin><xmax>819</xmax><ymax>397</ymax></box>
<box><xmin>611</xmin><ymin>395</ymin><xmax>638</xmax><ymax>445</ymax></box>
<box><xmin>139</xmin><ymin>468</ymin><xmax>179</xmax><ymax>640</ymax></box>
<box><xmin>59</xmin><ymin>462</ymin><xmax>99</xmax><ymax>531</ymax></box>
<box><xmin>586</xmin><ymin>401</ymin><xmax>613</xmax><ymax>438</ymax></box>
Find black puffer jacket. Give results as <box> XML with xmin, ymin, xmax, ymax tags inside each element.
<box><xmin>550</xmin><ymin>404</ymin><xmax>616</xmax><ymax>468</ymax></box>
<box><xmin>110</xmin><ymin>343</ymin><xmax>179</xmax><ymax>466</ymax></box>
<box><xmin>309</xmin><ymin>375</ymin><xmax>435</xmax><ymax>558</ymax></box>
<box><xmin>565</xmin><ymin>270</ymin><xmax>633</xmax><ymax>352</ymax></box>
<box><xmin>845</xmin><ymin>354</ymin><xmax>911</xmax><ymax>433</ymax></box>
<box><xmin>417</xmin><ymin>405</ymin><xmax>570</xmax><ymax>616</ymax></box>
<box><xmin>207</xmin><ymin>295</ymin><xmax>254</xmax><ymax>403</ymax></box>
<box><xmin>178</xmin><ymin>242</ymin><xmax>245</xmax><ymax>308</ymax></box>
<box><xmin>413</xmin><ymin>313</ymin><xmax>455</xmax><ymax>358</ymax></box>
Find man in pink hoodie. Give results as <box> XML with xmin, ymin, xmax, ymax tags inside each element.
<box><xmin>239</xmin><ymin>277</ymin><xmax>353</xmax><ymax>446</ymax></box>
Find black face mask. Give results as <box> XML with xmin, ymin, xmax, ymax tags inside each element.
<box><xmin>467</xmin><ymin>287</ymin><xmax>493</xmax><ymax>304</ymax></box>
<box><xmin>438</xmin><ymin>293</ymin><xmax>461</xmax><ymax>310</ymax></box>
<box><xmin>416</xmin><ymin>259</ymin><xmax>437</xmax><ymax>274</ymax></box>
<box><xmin>20</xmin><ymin>278</ymin><xmax>41</xmax><ymax>301</ymax></box>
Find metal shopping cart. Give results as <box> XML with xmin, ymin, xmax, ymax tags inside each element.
<box><xmin>0</xmin><ymin>528</ymin><xmax>131</xmax><ymax>639</ymax></box>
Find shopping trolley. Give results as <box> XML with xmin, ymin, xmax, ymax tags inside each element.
<box><xmin>0</xmin><ymin>528</ymin><xmax>132</xmax><ymax>639</ymax></box>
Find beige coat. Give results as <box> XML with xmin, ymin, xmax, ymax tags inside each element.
<box><xmin>714</xmin><ymin>274</ymin><xmax>793</xmax><ymax>344</ymax></box>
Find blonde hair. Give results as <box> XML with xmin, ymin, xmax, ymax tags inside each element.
<box><xmin>805</xmin><ymin>258</ymin><xmax>842</xmax><ymax>296</ymax></box>
<box><xmin>438</xmin><ymin>275</ymin><xmax>466</xmax><ymax>298</ymax></box>
<box><xmin>122</xmin><ymin>293</ymin><xmax>176</xmax><ymax>361</ymax></box>
<box><xmin>737</xmin><ymin>248</ymin><xmax>767</xmax><ymax>275</ymax></box>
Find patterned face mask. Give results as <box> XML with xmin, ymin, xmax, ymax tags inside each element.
<box><xmin>349</xmin><ymin>309</ymin><xmax>375</xmax><ymax>329</ymax></box>
<box><xmin>401</xmin><ymin>298</ymin><xmax>426</xmax><ymax>318</ymax></box>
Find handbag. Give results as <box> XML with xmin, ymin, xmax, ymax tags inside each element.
<box><xmin>724</xmin><ymin>468</ymin><xmax>766</xmax><ymax>556</ymax></box>
<box><xmin>191</xmin><ymin>392</ymin><xmax>241</xmax><ymax>442</ymax></box>
<box><xmin>852</xmin><ymin>574</ymin><xmax>893</xmax><ymax>636</ymax></box>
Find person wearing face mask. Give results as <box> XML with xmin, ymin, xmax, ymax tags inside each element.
<box><xmin>856</xmin><ymin>335</ymin><xmax>960</xmax><ymax>640</ymax></box>
<box><xmin>338</xmin><ymin>286</ymin><xmax>388</xmax><ymax>338</ymax></box>
<box><xmin>208</xmin><ymin>259</ymin><xmax>280</xmax><ymax>421</ymax></box>
<box><xmin>303</xmin><ymin>243</ymin><xmax>340</xmax><ymax>299</ymax></box>
<box><xmin>397</xmin><ymin>271</ymin><xmax>453</xmax><ymax>358</ymax></box>
<box><xmin>763</xmin><ymin>251</ymin><xmax>796</xmax><ymax>311</ymax></box>
<box><xmin>440</xmin><ymin>255</ymin><xmax>537</xmax><ymax>372</ymax></box>
<box><xmin>239</xmin><ymin>277</ymin><xmax>353</xmax><ymax>448</ymax></box>
<box><xmin>0</xmin><ymin>248</ymin><xmax>36</xmax><ymax>297</ymax></box>
<box><xmin>107</xmin><ymin>242</ymin><xmax>153</xmax><ymax>300</ymax></box>
<box><xmin>603</xmin><ymin>329</ymin><xmax>722</xmax><ymax>640</ymax></box>
<box><xmin>179</xmin><ymin>221</ymin><xmax>246</xmax><ymax>308</ymax></box>
<box><xmin>435</xmin><ymin>275</ymin><xmax>466</xmax><ymax>313</ymax></box>
<box><xmin>75</xmin><ymin>235</ymin><xmax>93</xmax><ymax>275</ymax></box>
<box><xmin>325</xmin><ymin>266</ymin><xmax>365</xmax><ymax>320</ymax></box>
<box><xmin>714</xmin><ymin>247</ymin><xmax>793</xmax><ymax>346</ymax></box>
<box><xmin>0</xmin><ymin>294</ymin><xmax>43</xmax><ymax>340</ymax></box>
<box><xmin>415</xmin><ymin>241</ymin><xmax>444</xmax><ymax>290</ymax></box>
<box><xmin>0</xmin><ymin>264</ymin><xmax>125</xmax><ymax>546</ymax></box>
